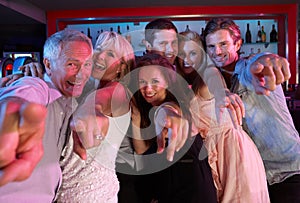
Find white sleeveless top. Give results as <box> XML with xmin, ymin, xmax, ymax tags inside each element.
<box><xmin>56</xmin><ymin>110</ymin><xmax>131</xmax><ymax>203</ymax></box>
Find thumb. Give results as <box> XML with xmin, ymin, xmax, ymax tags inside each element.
<box><xmin>0</xmin><ymin>102</ymin><xmax>21</xmax><ymax>167</ymax></box>
<box><xmin>18</xmin><ymin>103</ymin><xmax>47</xmax><ymax>152</ymax></box>
<box><xmin>19</xmin><ymin>103</ymin><xmax>47</xmax><ymax>128</ymax></box>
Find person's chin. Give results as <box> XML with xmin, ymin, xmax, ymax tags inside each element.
<box><xmin>213</xmin><ymin>61</ymin><xmax>224</xmax><ymax>68</ymax></box>
<box><xmin>70</xmin><ymin>87</ymin><xmax>84</xmax><ymax>98</ymax></box>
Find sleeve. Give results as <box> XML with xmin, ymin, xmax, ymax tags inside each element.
<box><xmin>0</xmin><ymin>77</ymin><xmax>50</xmax><ymax>105</ymax></box>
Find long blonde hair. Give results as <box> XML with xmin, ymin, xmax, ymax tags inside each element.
<box><xmin>93</xmin><ymin>31</ymin><xmax>135</xmax><ymax>82</ymax></box>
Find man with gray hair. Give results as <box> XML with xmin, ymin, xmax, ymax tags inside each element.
<box><xmin>0</xmin><ymin>29</ymin><xmax>93</xmax><ymax>202</ymax></box>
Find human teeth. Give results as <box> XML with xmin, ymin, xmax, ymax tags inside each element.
<box><xmin>69</xmin><ymin>81</ymin><xmax>81</xmax><ymax>85</ymax></box>
<box><xmin>95</xmin><ymin>64</ymin><xmax>106</xmax><ymax>70</ymax></box>
<box><xmin>146</xmin><ymin>93</ymin><xmax>155</xmax><ymax>97</ymax></box>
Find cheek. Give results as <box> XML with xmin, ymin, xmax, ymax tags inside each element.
<box><xmin>82</xmin><ymin>68</ymin><xmax>92</xmax><ymax>77</ymax></box>
<box><xmin>153</xmin><ymin>44</ymin><xmax>164</xmax><ymax>52</ymax></box>
<box><xmin>207</xmin><ymin>49</ymin><xmax>214</xmax><ymax>56</ymax></box>
<box><xmin>157</xmin><ymin>85</ymin><xmax>167</xmax><ymax>94</ymax></box>
<box><xmin>92</xmin><ymin>70</ymin><xmax>103</xmax><ymax>79</ymax></box>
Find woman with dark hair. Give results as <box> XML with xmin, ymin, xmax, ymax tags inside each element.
<box><xmin>131</xmin><ymin>53</ymin><xmax>201</xmax><ymax>202</ymax></box>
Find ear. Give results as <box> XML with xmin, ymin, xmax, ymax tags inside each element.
<box><xmin>118</xmin><ymin>63</ymin><xmax>128</xmax><ymax>79</ymax></box>
<box><xmin>235</xmin><ymin>39</ymin><xmax>243</xmax><ymax>51</ymax></box>
<box><xmin>43</xmin><ymin>58</ymin><xmax>52</xmax><ymax>76</ymax></box>
<box><xmin>145</xmin><ymin>41</ymin><xmax>152</xmax><ymax>52</ymax></box>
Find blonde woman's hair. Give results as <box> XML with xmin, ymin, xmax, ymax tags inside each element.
<box><xmin>94</xmin><ymin>31</ymin><xmax>135</xmax><ymax>81</ymax></box>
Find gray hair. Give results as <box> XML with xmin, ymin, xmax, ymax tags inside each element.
<box><xmin>43</xmin><ymin>29</ymin><xmax>93</xmax><ymax>61</ymax></box>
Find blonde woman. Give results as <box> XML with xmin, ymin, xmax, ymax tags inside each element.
<box><xmin>56</xmin><ymin>31</ymin><xmax>135</xmax><ymax>203</ymax></box>
<box><xmin>178</xmin><ymin>30</ymin><xmax>269</xmax><ymax>203</ymax></box>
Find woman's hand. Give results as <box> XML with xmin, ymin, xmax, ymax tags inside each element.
<box><xmin>154</xmin><ymin>104</ymin><xmax>189</xmax><ymax>162</ymax></box>
<box><xmin>214</xmin><ymin>89</ymin><xmax>245</xmax><ymax>128</ymax></box>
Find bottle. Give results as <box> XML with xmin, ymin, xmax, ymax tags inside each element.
<box><xmin>245</xmin><ymin>23</ymin><xmax>252</xmax><ymax>43</ymax></box>
<box><xmin>249</xmin><ymin>47</ymin><xmax>255</xmax><ymax>57</ymax></box>
<box><xmin>96</xmin><ymin>30</ymin><xmax>100</xmax><ymax>40</ymax></box>
<box><xmin>270</xmin><ymin>24</ymin><xmax>278</xmax><ymax>42</ymax></box>
<box><xmin>256</xmin><ymin>21</ymin><xmax>262</xmax><ymax>43</ymax></box>
<box><xmin>261</xmin><ymin>26</ymin><xmax>266</xmax><ymax>42</ymax></box>
<box><xmin>125</xmin><ymin>25</ymin><xmax>132</xmax><ymax>44</ymax></box>
<box><xmin>87</xmin><ymin>28</ymin><xmax>92</xmax><ymax>40</ymax></box>
<box><xmin>117</xmin><ymin>25</ymin><xmax>122</xmax><ymax>35</ymax></box>
<box><xmin>200</xmin><ymin>27</ymin><xmax>204</xmax><ymax>38</ymax></box>
<box><xmin>185</xmin><ymin>25</ymin><xmax>190</xmax><ymax>32</ymax></box>
<box><xmin>257</xmin><ymin>48</ymin><xmax>261</xmax><ymax>53</ymax></box>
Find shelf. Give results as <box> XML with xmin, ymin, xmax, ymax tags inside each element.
<box><xmin>243</xmin><ymin>42</ymin><xmax>278</xmax><ymax>45</ymax></box>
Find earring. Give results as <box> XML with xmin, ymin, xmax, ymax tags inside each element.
<box><xmin>115</xmin><ymin>69</ymin><xmax>121</xmax><ymax>81</ymax></box>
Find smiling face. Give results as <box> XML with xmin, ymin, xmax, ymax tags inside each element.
<box><xmin>205</xmin><ymin>29</ymin><xmax>241</xmax><ymax>68</ymax></box>
<box><xmin>178</xmin><ymin>40</ymin><xmax>203</xmax><ymax>75</ymax></box>
<box><xmin>138</xmin><ymin>65</ymin><xmax>168</xmax><ymax>106</ymax></box>
<box><xmin>47</xmin><ymin>41</ymin><xmax>93</xmax><ymax>97</ymax></box>
<box><xmin>147</xmin><ymin>29</ymin><xmax>178</xmax><ymax>65</ymax></box>
<box><xmin>92</xmin><ymin>44</ymin><xmax>124</xmax><ymax>82</ymax></box>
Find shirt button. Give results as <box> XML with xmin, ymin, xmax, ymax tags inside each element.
<box><xmin>60</xmin><ymin>112</ymin><xmax>64</xmax><ymax>115</ymax></box>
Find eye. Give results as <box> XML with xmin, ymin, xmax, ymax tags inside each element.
<box><xmin>84</xmin><ymin>61</ymin><xmax>92</xmax><ymax>69</ymax></box>
<box><xmin>190</xmin><ymin>51</ymin><xmax>197</xmax><ymax>57</ymax></box>
<box><xmin>67</xmin><ymin>62</ymin><xmax>79</xmax><ymax>71</ymax></box>
<box><xmin>67</xmin><ymin>62</ymin><xmax>76</xmax><ymax>67</ymax></box>
<box><xmin>159</xmin><ymin>41</ymin><xmax>166</xmax><ymax>46</ymax></box>
<box><xmin>151</xmin><ymin>79</ymin><xmax>159</xmax><ymax>84</ymax></box>
<box><xmin>106</xmin><ymin>51</ymin><xmax>115</xmax><ymax>58</ymax></box>
<box><xmin>139</xmin><ymin>80</ymin><xmax>146</xmax><ymax>86</ymax></box>
<box><xmin>220</xmin><ymin>42</ymin><xmax>227</xmax><ymax>47</ymax></box>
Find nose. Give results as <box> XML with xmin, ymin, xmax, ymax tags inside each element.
<box><xmin>215</xmin><ymin>45</ymin><xmax>222</xmax><ymax>55</ymax></box>
<box><xmin>98</xmin><ymin>52</ymin><xmax>105</xmax><ymax>60</ymax></box>
<box><xmin>184</xmin><ymin>56</ymin><xmax>191</xmax><ymax>66</ymax></box>
<box><xmin>75</xmin><ymin>63</ymin><xmax>90</xmax><ymax>79</ymax></box>
<box><xmin>144</xmin><ymin>83</ymin><xmax>153</xmax><ymax>91</ymax></box>
<box><xmin>166</xmin><ymin>43</ymin><xmax>174</xmax><ymax>54</ymax></box>
<box><xmin>75</xmin><ymin>68</ymin><xmax>83</xmax><ymax>80</ymax></box>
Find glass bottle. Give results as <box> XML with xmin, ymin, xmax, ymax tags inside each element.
<box><xmin>261</xmin><ymin>26</ymin><xmax>266</xmax><ymax>42</ymax></box>
<box><xmin>200</xmin><ymin>27</ymin><xmax>204</xmax><ymax>38</ymax></box>
<box><xmin>96</xmin><ymin>30</ymin><xmax>100</xmax><ymax>40</ymax></box>
<box><xmin>87</xmin><ymin>27</ymin><xmax>92</xmax><ymax>40</ymax></box>
<box><xmin>245</xmin><ymin>23</ymin><xmax>252</xmax><ymax>43</ymax></box>
<box><xmin>256</xmin><ymin>21</ymin><xmax>262</xmax><ymax>43</ymax></box>
<box><xmin>117</xmin><ymin>25</ymin><xmax>122</xmax><ymax>35</ymax></box>
<box><xmin>185</xmin><ymin>25</ymin><xmax>190</xmax><ymax>32</ymax></box>
<box><xmin>125</xmin><ymin>25</ymin><xmax>132</xmax><ymax>44</ymax></box>
<box><xmin>270</xmin><ymin>24</ymin><xmax>278</xmax><ymax>42</ymax></box>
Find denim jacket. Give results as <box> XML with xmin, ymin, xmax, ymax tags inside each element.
<box><xmin>232</xmin><ymin>53</ymin><xmax>300</xmax><ymax>185</ymax></box>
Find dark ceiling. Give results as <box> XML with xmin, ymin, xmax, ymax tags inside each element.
<box><xmin>0</xmin><ymin>4</ymin><xmax>42</xmax><ymax>25</ymax></box>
